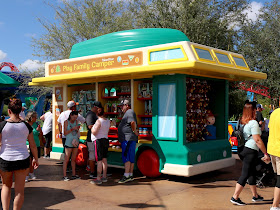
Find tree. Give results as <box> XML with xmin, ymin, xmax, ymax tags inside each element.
<box><xmin>32</xmin><ymin>0</ymin><xmax>135</xmax><ymax>61</ymax></box>
<box><xmin>129</xmin><ymin>0</ymin><xmax>248</xmax><ymax>51</ymax></box>
<box><xmin>237</xmin><ymin>0</ymin><xmax>280</xmax><ymax>102</ymax></box>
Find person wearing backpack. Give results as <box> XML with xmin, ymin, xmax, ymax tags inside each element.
<box><xmin>230</xmin><ymin>101</ymin><xmax>270</xmax><ymax>206</ymax></box>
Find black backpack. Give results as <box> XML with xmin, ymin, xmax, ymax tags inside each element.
<box><xmin>231</xmin><ymin>121</ymin><xmax>251</xmax><ymax>148</ymax></box>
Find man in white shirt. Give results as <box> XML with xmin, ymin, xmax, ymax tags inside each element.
<box><xmin>57</xmin><ymin>100</ymin><xmax>85</xmax><ymax>150</ymax></box>
<box><xmin>40</xmin><ymin>109</ymin><xmax>53</xmax><ymax>158</ymax></box>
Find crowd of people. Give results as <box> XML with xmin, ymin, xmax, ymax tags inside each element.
<box><xmin>0</xmin><ymin>97</ymin><xmax>138</xmax><ymax>208</ymax></box>
<box><xmin>230</xmin><ymin>101</ymin><xmax>280</xmax><ymax>210</ymax></box>
<box><xmin>57</xmin><ymin>99</ymin><xmax>138</xmax><ymax>184</ymax></box>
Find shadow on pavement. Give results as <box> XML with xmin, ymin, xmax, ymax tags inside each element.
<box><xmin>0</xmin><ymin>187</ymin><xmax>75</xmax><ymax>210</ymax></box>
<box><xmin>119</xmin><ymin>203</ymin><xmax>166</xmax><ymax>208</ymax></box>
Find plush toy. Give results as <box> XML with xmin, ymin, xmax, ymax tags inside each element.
<box><xmin>205</xmin><ymin>111</ymin><xmax>216</xmax><ymax>140</ymax></box>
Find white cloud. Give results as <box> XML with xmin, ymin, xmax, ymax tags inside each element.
<box><xmin>19</xmin><ymin>59</ymin><xmax>44</xmax><ymax>71</ymax></box>
<box><xmin>243</xmin><ymin>1</ymin><xmax>263</xmax><ymax>22</ymax></box>
<box><xmin>0</xmin><ymin>50</ymin><xmax>7</xmax><ymax>60</ymax></box>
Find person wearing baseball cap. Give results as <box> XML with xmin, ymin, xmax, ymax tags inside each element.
<box><xmin>57</xmin><ymin>100</ymin><xmax>85</xmax><ymax>152</ymax></box>
<box><xmin>117</xmin><ymin>99</ymin><xmax>138</xmax><ymax>183</ymax></box>
<box><xmin>85</xmin><ymin>101</ymin><xmax>102</xmax><ymax>178</ymax></box>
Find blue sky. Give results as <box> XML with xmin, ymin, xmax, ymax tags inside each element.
<box><xmin>0</xmin><ymin>0</ymin><xmax>273</xmax><ymax>72</ymax></box>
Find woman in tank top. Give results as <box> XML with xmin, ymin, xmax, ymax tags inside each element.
<box><xmin>90</xmin><ymin>107</ymin><xmax>110</xmax><ymax>185</ymax></box>
<box><xmin>63</xmin><ymin>111</ymin><xmax>80</xmax><ymax>181</ymax></box>
<box><xmin>0</xmin><ymin>99</ymin><xmax>39</xmax><ymax>210</ymax></box>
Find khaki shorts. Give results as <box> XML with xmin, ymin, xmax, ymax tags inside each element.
<box><xmin>270</xmin><ymin>155</ymin><xmax>280</xmax><ymax>175</ymax></box>
<box><xmin>87</xmin><ymin>141</ymin><xmax>96</xmax><ymax>161</ymax></box>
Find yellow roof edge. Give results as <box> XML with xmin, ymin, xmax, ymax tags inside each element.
<box><xmin>30</xmin><ymin>61</ymin><xmax>267</xmax><ymax>86</ymax></box>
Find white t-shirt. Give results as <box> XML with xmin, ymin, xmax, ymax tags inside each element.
<box><xmin>91</xmin><ymin>118</ymin><xmax>110</xmax><ymax>141</ymax></box>
<box><xmin>42</xmin><ymin>111</ymin><xmax>53</xmax><ymax>135</ymax></box>
<box><xmin>57</xmin><ymin>110</ymin><xmax>85</xmax><ymax>138</ymax></box>
<box><xmin>0</xmin><ymin>121</ymin><xmax>32</xmax><ymax>161</ymax></box>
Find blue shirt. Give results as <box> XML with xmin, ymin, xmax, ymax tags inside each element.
<box><xmin>244</xmin><ymin>120</ymin><xmax>261</xmax><ymax>151</ymax></box>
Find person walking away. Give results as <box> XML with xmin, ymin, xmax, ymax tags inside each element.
<box><xmin>85</xmin><ymin>101</ymin><xmax>102</xmax><ymax>178</ymax></box>
<box><xmin>57</xmin><ymin>100</ymin><xmax>85</xmax><ymax>152</ymax></box>
<box><xmin>25</xmin><ymin>111</ymin><xmax>42</xmax><ymax>182</ymax></box>
<box><xmin>0</xmin><ymin>99</ymin><xmax>39</xmax><ymax>210</ymax></box>
<box><xmin>19</xmin><ymin>102</ymin><xmax>27</xmax><ymax>121</ymax></box>
<box><xmin>117</xmin><ymin>99</ymin><xmax>139</xmax><ymax>184</ymax></box>
<box><xmin>90</xmin><ymin>107</ymin><xmax>110</xmax><ymax>185</ymax></box>
<box><xmin>267</xmin><ymin>108</ymin><xmax>280</xmax><ymax>210</ymax></box>
<box><xmin>62</xmin><ymin>111</ymin><xmax>81</xmax><ymax>181</ymax></box>
<box><xmin>256</xmin><ymin>104</ymin><xmax>265</xmax><ymax>131</ymax></box>
<box><xmin>230</xmin><ymin>101</ymin><xmax>270</xmax><ymax>206</ymax></box>
<box><xmin>40</xmin><ymin>109</ymin><xmax>53</xmax><ymax>158</ymax></box>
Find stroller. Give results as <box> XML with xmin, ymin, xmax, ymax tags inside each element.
<box><xmin>255</xmin><ymin>152</ymin><xmax>275</xmax><ymax>188</ymax></box>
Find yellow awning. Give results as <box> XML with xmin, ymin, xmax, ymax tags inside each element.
<box><xmin>29</xmin><ymin>61</ymin><xmax>266</xmax><ymax>86</ymax></box>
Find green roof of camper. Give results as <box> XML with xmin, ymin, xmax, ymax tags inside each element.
<box><xmin>69</xmin><ymin>28</ymin><xmax>190</xmax><ymax>58</ymax></box>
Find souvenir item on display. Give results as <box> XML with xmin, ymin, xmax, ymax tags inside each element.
<box><xmin>148</xmin><ymin>100</ymin><xmax>152</xmax><ymax>115</ymax></box>
<box><xmin>86</xmin><ymin>91</ymin><xmax>92</xmax><ymax>100</ymax></box>
<box><xmin>80</xmin><ymin>105</ymin><xmax>87</xmax><ymax>117</ymax></box>
<box><xmin>145</xmin><ymin>101</ymin><xmax>149</xmax><ymax>115</ymax></box>
<box><xmin>104</xmin><ymin>87</ymin><xmax>110</xmax><ymax>97</ymax></box>
<box><xmin>139</xmin><ymin>83</ymin><xmax>149</xmax><ymax>98</ymax></box>
<box><xmin>86</xmin><ymin>102</ymin><xmax>91</xmax><ymax>112</ymax></box>
<box><xmin>111</xmin><ymin>103</ymin><xmax>117</xmax><ymax>113</ymax></box>
<box><xmin>72</xmin><ymin>91</ymin><xmax>78</xmax><ymax>102</ymax></box>
<box><xmin>205</xmin><ymin>111</ymin><xmax>216</xmax><ymax>140</ymax></box>
<box><xmin>148</xmin><ymin>117</ymin><xmax>152</xmax><ymax>125</ymax></box>
<box><xmin>110</xmin><ymin>87</ymin><xmax>117</xmax><ymax>96</ymax></box>
<box><xmin>110</xmin><ymin>118</ymin><xmax>117</xmax><ymax>127</ymax></box>
<box><xmin>139</xmin><ymin>127</ymin><xmax>143</xmax><ymax>135</ymax></box>
<box><xmin>91</xmin><ymin>90</ymin><xmax>96</xmax><ymax>101</ymax></box>
<box><xmin>186</xmin><ymin>78</ymin><xmax>211</xmax><ymax>142</ymax></box>
<box><xmin>138</xmin><ymin>84</ymin><xmax>142</xmax><ymax>98</ymax></box>
<box><xmin>79</xmin><ymin>90</ymin><xmax>86</xmax><ymax>104</ymax></box>
<box><xmin>104</xmin><ymin>103</ymin><xmax>111</xmax><ymax>113</ymax></box>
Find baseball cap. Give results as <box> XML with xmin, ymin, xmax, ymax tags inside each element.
<box><xmin>67</xmin><ymin>100</ymin><xmax>79</xmax><ymax>108</ymax></box>
<box><xmin>256</xmin><ymin>104</ymin><xmax>263</xmax><ymax>109</ymax></box>
<box><xmin>93</xmin><ymin>101</ymin><xmax>102</xmax><ymax>108</ymax></box>
<box><xmin>119</xmin><ymin>99</ymin><xmax>131</xmax><ymax>106</ymax></box>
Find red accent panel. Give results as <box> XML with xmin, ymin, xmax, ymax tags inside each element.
<box><xmin>235</xmin><ymin>82</ymin><xmax>271</xmax><ymax>98</ymax></box>
<box><xmin>137</xmin><ymin>149</ymin><xmax>161</xmax><ymax>177</ymax></box>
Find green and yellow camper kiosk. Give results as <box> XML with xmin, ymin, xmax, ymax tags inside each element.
<box><xmin>30</xmin><ymin>28</ymin><xmax>266</xmax><ymax>177</ymax></box>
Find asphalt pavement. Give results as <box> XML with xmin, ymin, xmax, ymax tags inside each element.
<box><xmin>0</xmin><ymin>154</ymin><xmax>276</xmax><ymax>210</ymax></box>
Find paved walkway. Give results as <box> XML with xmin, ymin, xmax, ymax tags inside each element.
<box><xmin>0</xmin><ymin>154</ymin><xmax>276</xmax><ymax>209</ymax></box>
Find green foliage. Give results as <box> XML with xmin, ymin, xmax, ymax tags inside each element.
<box><xmin>228</xmin><ymin>85</ymin><xmax>246</xmax><ymax>120</ymax></box>
<box><xmin>2</xmin><ymin>105</ymin><xmax>8</xmax><ymax>116</ymax></box>
<box><xmin>237</xmin><ymin>0</ymin><xmax>280</xmax><ymax>100</ymax></box>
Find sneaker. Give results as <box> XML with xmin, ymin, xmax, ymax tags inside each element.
<box><xmin>29</xmin><ymin>173</ymin><xmax>36</xmax><ymax>180</ymax></box>
<box><xmin>270</xmin><ymin>207</ymin><xmax>280</xmax><ymax>210</ymax></box>
<box><xmin>71</xmin><ymin>175</ymin><xmax>81</xmax><ymax>180</ymax></box>
<box><xmin>128</xmin><ymin>176</ymin><xmax>134</xmax><ymax>182</ymax></box>
<box><xmin>118</xmin><ymin>176</ymin><xmax>130</xmax><ymax>184</ymax></box>
<box><xmin>252</xmin><ymin>195</ymin><xmax>264</xmax><ymax>202</ymax></box>
<box><xmin>25</xmin><ymin>176</ymin><xmax>29</xmax><ymax>183</ymax></box>
<box><xmin>101</xmin><ymin>177</ymin><xmax>108</xmax><ymax>182</ymax></box>
<box><xmin>89</xmin><ymin>173</ymin><xmax>97</xmax><ymax>179</ymax></box>
<box><xmin>90</xmin><ymin>179</ymin><xmax>102</xmax><ymax>185</ymax></box>
<box><xmin>230</xmin><ymin>197</ymin><xmax>246</xmax><ymax>206</ymax></box>
<box><xmin>63</xmin><ymin>176</ymin><xmax>70</xmax><ymax>181</ymax></box>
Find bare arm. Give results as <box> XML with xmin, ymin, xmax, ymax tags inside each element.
<box><xmin>27</xmin><ymin>132</ymin><xmax>39</xmax><ymax>169</ymax></box>
<box><xmin>0</xmin><ymin>133</ymin><xmax>2</xmax><ymax>147</ymax></box>
<box><xmin>40</xmin><ymin>114</ymin><xmax>45</xmax><ymax>121</ymax></box>
<box><xmin>58</xmin><ymin>122</ymin><xmax>62</xmax><ymax>133</ymax></box>
<box><xmin>130</xmin><ymin>121</ymin><xmax>139</xmax><ymax>136</ymax></box>
<box><xmin>91</xmin><ymin>120</ymin><xmax>101</xmax><ymax>136</ymax></box>
<box><xmin>253</xmin><ymin>134</ymin><xmax>270</xmax><ymax>160</ymax></box>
